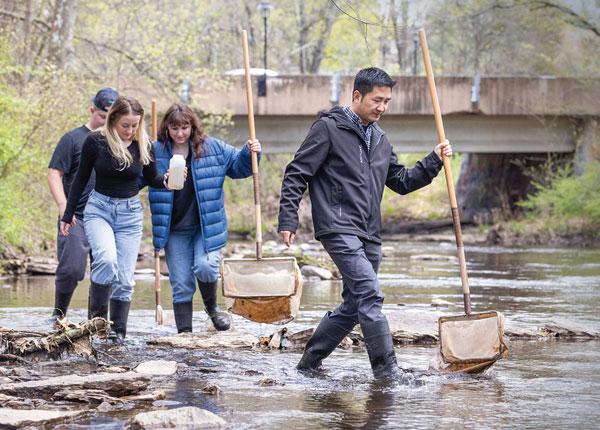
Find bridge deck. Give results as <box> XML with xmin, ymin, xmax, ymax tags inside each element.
<box><xmin>139</xmin><ymin>76</ymin><xmax>599</xmax><ymax>154</ymax></box>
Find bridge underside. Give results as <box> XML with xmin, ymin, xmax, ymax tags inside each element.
<box><xmin>226</xmin><ymin>114</ymin><xmax>576</xmax><ymax>154</ymax></box>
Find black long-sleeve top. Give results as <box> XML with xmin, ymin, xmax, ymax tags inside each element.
<box><xmin>62</xmin><ymin>132</ymin><xmax>165</xmax><ymax>223</ymax></box>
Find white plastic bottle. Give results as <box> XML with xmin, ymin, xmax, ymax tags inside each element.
<box><xmin>168</xmin><ymin>154</ymin><xmax>186</xmax><ymax>190</ymax></box>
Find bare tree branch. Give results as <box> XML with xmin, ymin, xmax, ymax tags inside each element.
<box><xmin>0</xmin><ymin>9</ymin><xmax>50</xmax><ymax>31</ymax></box>
<box><xmin>527</xmin><ymin>0</ymin><xmax>600</xmax><ymax>37</ymax></box>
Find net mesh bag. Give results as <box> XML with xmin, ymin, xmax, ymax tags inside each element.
<box><xmin>439</xmin><ymin>311</ymin><xmax>507</xmax><ymax>363</ymax></box>
<box><xmin>221</xmin><ymin>257</ymin><xmax>299</xmax><ymax>298</ymax></box>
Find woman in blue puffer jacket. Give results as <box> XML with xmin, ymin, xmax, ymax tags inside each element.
<box><xmin>149</xmin><ymin>103</ymin><xmax>261</xmax><ymax>333</ymax></box>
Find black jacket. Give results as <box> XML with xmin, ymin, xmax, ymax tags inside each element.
<box><xmin>278</xmin><ymin>106</ymin><xmax>443</xmax><ymax>243</ymax></box>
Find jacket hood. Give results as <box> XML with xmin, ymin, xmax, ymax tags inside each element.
<box><xmin>319</xmin><ymin>105</ymin><xmax>349</xmax><ymax>122</ymax></box>
<box><xmin>319</xmin><ymin>106</ymin><xmax>384</xmax><ymax>135</ymax></box>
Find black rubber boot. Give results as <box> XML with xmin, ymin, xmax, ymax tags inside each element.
<box><xmin>108</xmin><ymin>299</ymin><xmax>130</xmax><ymax>343</ymax></box>
<box><xmin>51</xmin><ymin>290</ymin><xmax>74</xmax><ymax>320</ymax></box>
<box><xmin>297</xmin><ymin>311</ymin><xmax>353</xmax><ymax>371</ymax></box>
<box><xmin>198</xmin><ymin>281</ymin><xmax>230</xmax><ymax>331</ymax></box>
<box><xmin>173</xmin><ymin>301</ymin><xmax>193</xmax><ymax>333</ymax></box>
<box><xmin>88</xmin><ymin>282</ymin><xmax>111</xmax><ymax>320</ymax></box>
<box><xmin>361</xmin><ymin>317</ymin><xmax>400</xmax><ymax>379</ymax></box>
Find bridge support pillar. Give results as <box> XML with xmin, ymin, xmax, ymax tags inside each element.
<box><xmin>456</xmin><ymin>153</ymin><xmax>539</xmax><ymax>224</ymax></box>
<box><xmin>575</xmin><ymin>117</ymin><xmax>599</xmax><ymax>175</ymax></box>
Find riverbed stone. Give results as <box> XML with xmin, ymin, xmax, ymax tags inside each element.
<box><xmin>148</xmin><ymin>331</ymin><xmax>258</xmax><ymax>350</ymax></box>
<box><xmin>386</xmin><ymin>310</ymin><xmax>441</xmax><ymax>344</ymax></box>
<box><xmin>129</xmin><ymin>406</ymin><xmax>226</xmax><ymax>429</ymax></box>
<box><xmin>300</xmin><ymin>265</ymin><xmax>333</xmax><ymax>280</ymax></box>
<box><xmin>135</xmin><ymin>360</ymin><xmax>178</xmax><ymax>376</ymax></box>
<box><xmin>201</xmin><ymin>383</ymin><xmax>221</xmax><ymax>395</ymax></box>
<box><xmin>431</xmin><ymin>298</ymin><xmax>456</xmax><ymax>308</ymax></box>
<box><xmin>24</xmin><ymin>257</ymin><xmax>58</xmax><ymax>275</ymax></box>
<box><xmin>0</xmin><ymin>408</ymin><xmax>82</xmax><ymax>428</ymax></box>
<box><xmin>410</xmin><ymin>254</ymin><xmax>458</xmax><ymax>262</ymax></box>
<box><xmin>0</xmin><ymin>371</ymin><xmax>150</xmax><ymax>397</ymax></box>
<box><xmin>103</xmin><ymin>366</ymin><xmax>128</xmax><ymax>373</ymax></box>
<box><xmin>381</xmin><ymin>246</ymin><xmax>396</xmax><ymax>257</ymax></box>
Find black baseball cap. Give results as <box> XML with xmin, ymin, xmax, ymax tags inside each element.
<box><xmin>92</xmin><ymin>87</ymin><xmax>119</xmax><ymax>112</ymax></box>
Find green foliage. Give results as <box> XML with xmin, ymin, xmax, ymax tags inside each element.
<box><xmin>223</xmin><ymin>152</ymin><xmax>461</xmax><ymax>237</ymax></box>
<box><xmin>0</xmin><ymin>37</ymin><xmax>97</xmax><ymax>253</ymax></box>
<box><xmin>321</xmin><ymin>3</ymin><xmax>381</xmax><ymax>73</ymax></box>
<box><xmin>0</xmin><ymin>0</ymin><xmax>599</xmax><ymax>255</ymax></box>
<box><xmin>381</xmin><ymin>152</ymin><xmax>461</xmax><ymax>221</ymax></box>
<box><xmin>224</xmin><ymin>153</ymin><xmax>289</xmax><ymax>236</ymax></box>
<box><xmin>519</xmin><ymin>162</ymin><xmax>600</xmax><ymax>227</ymax></box>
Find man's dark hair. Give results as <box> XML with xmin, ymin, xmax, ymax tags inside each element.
<box><xmin>353</xmin><ymin>67</ymin><xmax>396</xmax><ymax>96</ymax></box>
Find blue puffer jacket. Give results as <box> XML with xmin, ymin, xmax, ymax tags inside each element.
<box><xmin>149</xmin><ymin>136</ymin><xmax>258</xmax><ymax>252</ymax></box>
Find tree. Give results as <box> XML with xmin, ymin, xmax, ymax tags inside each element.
<box><xmin>296</xmin><ymin>0</ymin><xmax>337</xmax><ymax>73</ymax></box>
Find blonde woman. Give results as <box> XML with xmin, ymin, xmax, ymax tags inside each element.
<box><xmin>60</xmin><ymin>96</ymin><xmax>167</xmax><ymax>342</ymax></box>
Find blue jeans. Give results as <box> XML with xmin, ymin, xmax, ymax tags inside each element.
<box><xmin>83</xmin><ymin>191</ymin><xmax>143</xmax><ymax>302</ymax></box>
<box><xmin>164</xmin><ymin>226</ymin><xmax>221</xmax><ymax>304</ymax></box>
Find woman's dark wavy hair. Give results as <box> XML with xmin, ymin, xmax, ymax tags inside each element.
<box><xmin>158</xmin><ymin>103</ymin><xmax>206</xmax><ymax>159</ymax></box>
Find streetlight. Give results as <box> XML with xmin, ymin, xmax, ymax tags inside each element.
<box><xmin>412</xmin><ymin>31</ymin><xmax>418</xmax><ymax>75</ymax></box>
<box><xmin>257</xmin><ymin>1</ymin><xmax>273</xmax><ymax>97</ymax></box>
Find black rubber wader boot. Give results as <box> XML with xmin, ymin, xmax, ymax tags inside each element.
<box><xmin>108</xmin><ymin>299</ymin><xmax>131</xmax><ymax>343</ymax></box>
<box><xmin>88</xmin><ymin>282</ymin><xmax>111</xmax><ymax>320</ymax></box>
<box><xmin>297</xmin><ymin>311</ymin><xmax>353</xmax><ymax>371</ymax></box>
<box><xmin>50</xmin><ymin>290</ymin><xmax>74</xmax><ymax>321</ymax></box>
<box><xmin>198</xmin><ymin>281</ymin><xmax>231</xmax><ymax>331</ymax></box>
<box><xmin>361</xmin><ymin>317</ymin><xmax>400</xmax><ymax>379</ymax></box>
<box><xmin>173</xmin><ymin>301</ymin><xmax>193</xmax><ymax>333</ymax></box>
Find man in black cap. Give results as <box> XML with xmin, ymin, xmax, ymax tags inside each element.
<box><xmin>278</xmin><ymin>68</ymin><xmax>452</xmax><ymax>379</ymax></box>
<box><xmin>47</xmin><ymin>87</ymin><xmax>118</xmax><ymax>323</ymax></box>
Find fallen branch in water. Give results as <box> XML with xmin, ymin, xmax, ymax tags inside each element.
<box><xmin>0</xmin><ymin>353</ymin><xmax>28</xmax><ymax>363</ymax></box>
<box><xmin>0</xmin><ymin>318</ymin><xmax>109</xmax><ymax>360</ymax></box>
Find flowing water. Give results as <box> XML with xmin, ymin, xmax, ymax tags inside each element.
<box><xmin>1</xmin><ymin>241</ymin><xmax>599</xmax><ymax>429</ymax></box>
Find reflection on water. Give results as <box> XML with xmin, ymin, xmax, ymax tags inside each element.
<box><xmin>1</xmin><ymin>242</ymin><xmax>600</xmax><ymax>429</ymax></box>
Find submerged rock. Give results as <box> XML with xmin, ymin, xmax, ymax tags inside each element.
<box><xmin>129</xmin><ymin>406</ymin><xmax>226</xmax><ymax>429</ymax></box>
<box><xmin>506</xmin><ymin>322</ymin><xmax>600</xmax><ymax>340</ymax></box>
<box><xmin>256</xmin><ymin>378</ymin><xmax>285</xmax><ymax>387</ymax></box>
<box><xmin>387</xmin><ymin>311</ymin><xmax>440</xmax><ymax>344</ymax></box>
<box><xmin>135</xmin><ymin>360</ymin><xmax>178</xmax><ymax>376</ymax></box>
<box><xmin>410</xmin><ymin>254</ymin><xmax>458</xmax><ymax>262</ymax></box>
<box><xmin>52</xmin><ymin>388</ymin><xmax>127</xmax><ymax>405</ymax></box>
<box><xmin>0</xmin><ymin>408</ymin><xmax>83</xmax><ymax>428</ymax></box>
<box><xmin>103</xmin><ymin>366</ymin><xmax>128</xmax><ymax>373</ymax></box>
<box><xmin>0</xmin><ymin>371</ymin><xmax>150</xmax><ymax>397</ymax></box>
<box><xmin>201</xmin><ymin>383</ymin><xmax>221</xmax><ymax>395</ymax></box>
<box><xmin>301</xmin><ymin>265</ymin><xmax>333</xmax><ymax>280</ymax></box>
<box><xmin>431</xmin><ymin>298</ymin><xmax>456</xmax><ymax>308</ymax></box>
<box><xmin>257</xmin><ymin>377</ymin><xmax>285</xmax><ymax>386</ymax></box>
<box><xmin>0</xmin><ymin>393</ymin><xmax>46</xmax><ymax>408</ymax></box>
<box><xmin>148</xmin><ymin>331</ymin><xmax>258</xmax><ymax>350</ymax></box>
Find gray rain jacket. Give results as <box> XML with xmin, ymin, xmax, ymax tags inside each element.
<box><xmin>278</xmin><ymin>106</ymin><xmax>443</xmax><ymax>243</ymax></box>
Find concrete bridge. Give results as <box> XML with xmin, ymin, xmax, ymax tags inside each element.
<box><xmin>146</xmin><ymin>75</ymin><xmax>599</xmax><ymax>223</ymax></box>
<box><xmin>192</xmin><ymin>75</ymin><xmax>600</xmax><ymax>159</ymax></box>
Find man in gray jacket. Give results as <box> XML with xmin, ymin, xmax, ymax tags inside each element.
<box><xmin>278</xmin><ymin>67</ymin><xmax>452</xmax><ymax>379</ymax></box>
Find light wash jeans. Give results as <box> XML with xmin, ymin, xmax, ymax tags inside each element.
<box><xmin>83</xmin><ymin>190</ymin><xmax>143</xmax><ymax>302</ymax></box>
<box><xmin>164</xmin><ymin>226</ymin><xmax>221</xmax><ymax>304</ymax></box>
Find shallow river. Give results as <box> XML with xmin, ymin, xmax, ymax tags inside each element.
<box><xmin>1</xmin><ymin>241</ymin><xmax>599</xmax><ymax>429</ymax></box>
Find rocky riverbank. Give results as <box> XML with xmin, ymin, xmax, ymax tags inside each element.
<box><xmin>1</xmin><ymin>221</ymin><xmax>598</xmax><ymax>277</ymax></box>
